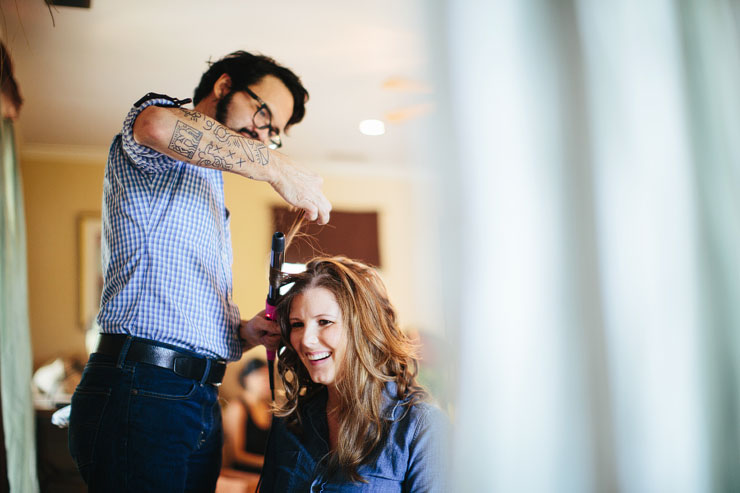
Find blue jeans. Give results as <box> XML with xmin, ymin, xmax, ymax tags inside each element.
<box><xmin>68</xmin><ymin>345</ymin><xmax>223</xmax><ymax>492</ymax></box>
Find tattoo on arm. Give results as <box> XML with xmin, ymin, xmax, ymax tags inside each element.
<box><xmin>196</xmin><ymin>143</ymin><xmax>232</xmax><ymax>170</ymax></box>
<box><xmin>202</xmin><ymin>120</ymin><xmax>271</xmax><ymax>167</ymax></box>
<box><xmin>211</xmin><ymin>122</ymin><xmax>232</xmax><ymax>142</ymax></box>
<box><xmin>244</xmin><ymin>140</ymin><xmax>270</xmax><ymax>166</ymax></box>
<box><xmin>169</xmin><ymin>112</ymin><xmax>271</xmax><ymax>171</ymax></box>
<box><xmin>168</xmin><ymin>121</ymin><xmax>202</xmax><ymax>159</ymax></box>
<box><xmin>178</xmin><ymin>108</ymin><xmax>203</xmax><ymax>122</ymax></box>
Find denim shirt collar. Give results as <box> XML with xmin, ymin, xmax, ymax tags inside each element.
<box><xmin>381</xmin><ymin>381</ymin><xmax>412</xmax><ymax>421</ymax></box>
<box><xmin>302</xmin><ymin>380</ymin><xmax>408</xmax><ymax>422</ymax></box>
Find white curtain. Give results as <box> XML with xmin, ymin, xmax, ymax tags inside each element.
<box><xmin>678</xmin><ymin>1</ymin><xmax>740</xmax><ymax>490</ymax></box>
<box><xmin>424</xmin><ymin>1</ymin><xmax>740</xmax><ymax>491</ymax></box>
<box><xmin>0</xmin><ymin>116</ymin><xmax>39</xmax><ymax>491</ymax></box>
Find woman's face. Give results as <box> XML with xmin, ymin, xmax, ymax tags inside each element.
<box><xmin>288</xmin><ymin>287</ymin><xmax>348</xmax><ymax>388</ymax></box>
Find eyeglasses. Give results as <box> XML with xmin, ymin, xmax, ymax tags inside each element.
<box><xmin>244</xmin><ymin>87</ymin><xmax>282</xmax><ymax>150</ymax></box>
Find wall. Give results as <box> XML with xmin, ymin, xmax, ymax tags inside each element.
<box><xmin>21</xmin><ymin>147</ymin><xmax>107</xmax><ymax>368</ymax></box>
<box><xmin>20</xmin><ymin>147</ymin><xmax>434</xmax><ymax>399</ymax></box>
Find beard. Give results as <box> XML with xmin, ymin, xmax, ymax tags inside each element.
<box><xmin>215</xmin><ymin>90</ymin><xmax>260</xmax><ymax>140</ymax></box>
<box><xmin>214</xmin><ymin>90</ymin><xmax>234</xmax><ymax>126</ymax></box>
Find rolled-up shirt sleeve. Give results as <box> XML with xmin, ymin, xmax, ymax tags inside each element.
<box><xmin>121</xmin><ymin>96</ymin><xmax>179</xmax><ymax>174</ymax></box>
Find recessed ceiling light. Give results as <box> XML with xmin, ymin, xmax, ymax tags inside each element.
<box><xmin>359</xmin><ymin>119</ymin><xmax>386</xmax><ymax>136</ymax></box>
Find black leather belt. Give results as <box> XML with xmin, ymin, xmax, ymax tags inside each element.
<box><xmin>96</xmin><ymin>334</ymin><xmax>226</xmax><ymax>386</ymax></box>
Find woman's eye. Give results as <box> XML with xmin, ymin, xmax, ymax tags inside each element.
<box><xmin>290</xmin><ymin>322</ymin><xmax>304</xmax><ymax>329</ymax></box>
<box><xmin>318</xmin><ymin>319</ymin><xmax>334</xmax><ymax>326</ymax></box>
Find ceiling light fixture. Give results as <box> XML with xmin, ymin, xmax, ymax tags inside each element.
<box><xmin>359</xmin><ymin>119</ymin><xmax>386</xmax><ymax>136</ymax></box>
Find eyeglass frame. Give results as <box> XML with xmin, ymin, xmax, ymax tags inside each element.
<box><xmin>243</xmin><ymin>86</ymin><xmax>282</xmax><ymax>149</ymax></box>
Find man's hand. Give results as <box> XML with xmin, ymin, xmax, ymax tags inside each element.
<box><xmin>268</xmin><ymin>151</ymin><xmax>332</xmax><ymax>225</ymax></box>
<box><xmin>239</xmin><ymin>310</ymin><xmax>282</xmax><ymax>352</ymax></box>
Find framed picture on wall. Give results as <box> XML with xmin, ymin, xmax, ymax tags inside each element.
<box><xmin>77</xmin><ymin>212</ymin><xmax>102</xmax><ymax>330</ymax></box>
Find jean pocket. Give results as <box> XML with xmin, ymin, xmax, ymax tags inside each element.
<box><xmin>130</xmin><ymin>363</ymin><xmax>199</xmax><ymax>400</ymax></box>
<box><xmin>68</xmin><ymin>386</ymin><xmax>112</xmax><ymax>471</ymax></box>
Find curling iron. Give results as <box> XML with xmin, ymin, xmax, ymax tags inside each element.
<box><xmin>265</xmin><ymin>231</ymin><xmax>285</xmax><ymax>400</ymax></box>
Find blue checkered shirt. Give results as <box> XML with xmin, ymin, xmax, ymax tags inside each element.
<box><xmin>97</xmin><ymin>95</ymin><xmax>242</xmax><ymax>361</ymax></box>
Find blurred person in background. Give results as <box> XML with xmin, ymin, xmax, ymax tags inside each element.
<box><xmin>1</xmin><ymin>38</ymin><xmax>37</xmax><ymax>493</ymax></box>
<box><xmin>222</xmin><ymin>358</ymin><xmax>272</xmax><ymax>474</ymax></box>
<box><xmin>0</xmin><ymin>43</ymin><xmax>22</xmax><ymax>120</ymax></box>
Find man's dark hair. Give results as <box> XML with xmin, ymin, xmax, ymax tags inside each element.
<box><xmin>193</xmin><ymin>51</ymin><xmax>308</xmax><ymax>130</ymax></box>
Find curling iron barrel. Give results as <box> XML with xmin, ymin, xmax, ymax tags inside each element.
<box><xmin>266</xmin><ymin>232</ymin><xmax>285</xmax><ymax>315</ymax></box>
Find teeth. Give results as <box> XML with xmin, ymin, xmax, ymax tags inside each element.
<box><xmin>307</xmin><ymin>352</ymin><xmax>330</xmax><ymax>361</ymax></box>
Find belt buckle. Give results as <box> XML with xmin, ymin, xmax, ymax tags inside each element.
<box><xmin>172</xmin><ymin>356</ymin><xmax>199</xmax><ymax>380</ymax></box>
<box><xmin>210</xmin><ymin>361</ymin><xmax>226</xmax><ymax>386</ymax></box>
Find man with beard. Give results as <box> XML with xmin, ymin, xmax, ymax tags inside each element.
<box><xmin>68</xmin><ymin>51</ymin><xmax>331</xmax><ymax>492</ymax></box>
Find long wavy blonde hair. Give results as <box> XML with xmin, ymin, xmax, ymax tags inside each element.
<box><xmin>274</xmin><ymin>256</ymin><xmax>426</xmax><ymax>482</ymax></box>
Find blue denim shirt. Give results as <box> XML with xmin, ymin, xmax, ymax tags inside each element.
<box><xmin>259</xmin><ymin>383</ymin><xmax>449</xmax><ymax>492</ymax></box>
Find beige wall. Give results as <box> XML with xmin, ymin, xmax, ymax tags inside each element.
<box><xmin>21</xmin><ymin>148</ymin><xmax>431</xmax><ymax>399</ymax></box>
<box><xmin>22</xmin><ymin>149</ymin><xmax>107</xmax><ymax>368</ymax></box>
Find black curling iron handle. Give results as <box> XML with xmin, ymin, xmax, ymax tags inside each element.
<box><xmin>265</xmin><ymin>232</ymin><xmax>285</xmax><ymax>400</ymax></box>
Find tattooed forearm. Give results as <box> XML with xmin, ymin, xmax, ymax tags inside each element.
<box><xmin>177</xmin><ymin>108</ymin><xmax>203</xmax><ymax>122</ymax></box>
<box><xmin>168</xmin><ymin>121</ymin><xmax>202</xmax><ymax>159</ymax></box>
<box><xmin>211</xmin><ymin>122</ymin><xmax>232</xmax><ymax>142</ymax></box>
<box><xmin>201</xmin><ymin>121</ymin><xmax>271</xmax><ymax>167</ymax></box>
<box><xmin>196</xmin><ymin>143</ymin><xmax>233</xmax><ymax>170</ymax></box>
<box><xmin>244</xmin><ymin>140</ymin><xmax>270</xmax><ymax>166</ymax></box>
<box><xmin>168</xmin><ymin>111</ymin><xmax>271</xmax><ymax>173</ymax></box>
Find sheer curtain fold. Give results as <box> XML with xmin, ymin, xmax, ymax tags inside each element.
<box><xmin>678</xmin><ymin>1</ymin><xmax>740</xmax><ymax>490</ymax></box>
<box><xmin>443</xmin><ymin>2</ymin><xmax>599</xmax><ymax>491</ymax></box>
<box><xmin>432</xmin><ymin>0</ymin><xmax>738</xmax><ymax>491</ymax></box>
<box><xmin>0</xmin><ymin>116</ymin><xmax>39</xmax><ymax>493</ymax></box>
<box><xmin>575</xmin><ymin>1</ymin><xmax>709</xmax><ymax>492</ymax></box>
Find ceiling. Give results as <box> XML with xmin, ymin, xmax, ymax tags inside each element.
<box><xmin>0</xmin><ymin>0</ymin><xmax>435</xmax><ymax>171</ymax></box>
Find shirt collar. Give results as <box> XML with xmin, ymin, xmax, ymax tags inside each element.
<box><xmin>301</xmin><ymin>380</ymin><xmax>409</xmax><ymax>421</ymax></box>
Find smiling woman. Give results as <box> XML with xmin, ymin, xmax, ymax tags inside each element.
<box><xmin>288</xmin><ymin>286</ymin><xmax>348</xmax><ymax>389</ymax></box>
<box><xmin>260</xmin><ymin>256</ymin><xmax>449</xmax><ymax>492</ymax></box>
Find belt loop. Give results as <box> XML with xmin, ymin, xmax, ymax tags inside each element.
<box><xmin>199</xmin><ymin>358</ymin><xmax>212</xmax><ymax>386</ymax></box>
<box><xmin>117</xmin><ymin>336</ymin><xmax>133</xmax><ymax>368</ymax></box>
